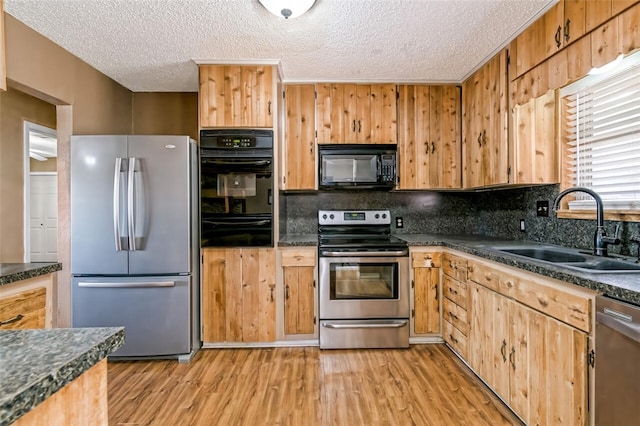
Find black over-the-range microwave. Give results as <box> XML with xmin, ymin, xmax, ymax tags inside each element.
<box><xmin>318</xmin><ymin>144</ymin><xmax>397</xmax><ymax>190</ymax></box>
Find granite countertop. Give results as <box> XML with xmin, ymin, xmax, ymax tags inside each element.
<box><xmin>0</xmin><ymin>327</ymin><xmax>125</xmax><ymax>426</ymax></box>
<box><xmin>398</xmin><ymin>234</ymin><xmax>640</xmax><ymax>306</ymax></box>
<box><xmin>278</xmin><ymin>234</ymin><xmax>318</xmax><ymax>246</ymax></box>
<box><xmin>0</xmin><ymin>263</ymin><xmax>62</xmax><ymax>286</ymax></box>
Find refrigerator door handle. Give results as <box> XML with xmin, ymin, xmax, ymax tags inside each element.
<box><xmin>78</xmin><ymin>281</ymin><xmax>176</xmax><ymax>288</ymax></box>
<box><xmin>113</xmin><ymin>158</ymin><xmax>123</xmax><ymax>251</ymax></box>
<box><xmin>128</xmin><ymin>157</ymin><xmax>137</xmax><ymax>251</ymax></box>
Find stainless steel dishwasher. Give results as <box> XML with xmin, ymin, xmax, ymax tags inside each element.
<box><xmin>595</xmin><ymin>296</ymin><xmax>640</xmax><ymax>425</ymax></box>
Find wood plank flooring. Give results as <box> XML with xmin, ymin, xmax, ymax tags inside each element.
<box><xmin>108</xmin><ymin>344</ymin><xmax>523</xmax><ymax>425</ymax></box>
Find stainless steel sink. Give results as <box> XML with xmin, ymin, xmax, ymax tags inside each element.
<box><xmin>499</xmin><ymin>248</ymin><xmax>588</xmax><ymax>263</ymax></box>
<box><xmin>494</xmin><ymin>246</ymin><xmax>640</xmax><ymax>273</ymax></box>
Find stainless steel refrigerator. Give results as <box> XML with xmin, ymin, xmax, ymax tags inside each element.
<box><xmin>71</xmin><ymin>135</ymin><xmax>200</xmax><ymax>362</ymax></box>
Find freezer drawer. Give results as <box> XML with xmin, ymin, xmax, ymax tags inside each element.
<box><xmin>72</xmin><ymin>275</ymin><xmax>191</xmax><ymax>357</ymax></box>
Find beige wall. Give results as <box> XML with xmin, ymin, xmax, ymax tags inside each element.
<box><xmin>4</xmin><ymin>13</ymin><xmax>133</xmax><ymax>326</ymax></box>
<box><xmin>132</xmin><ymin>92</ymin><xmax>198</xmax><ymax>140</ymax></box>
<box><xmin>0</xmin><ymin>87</ymin><xmax>56</xmax><ymax>262</ymax></box>
<box><xmin>30</xmin><ymin>157</ymin><xmax>58</xmax><ymax>172</ymax></box>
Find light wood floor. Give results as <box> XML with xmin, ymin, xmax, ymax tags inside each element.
<box><xmin>108</xmin><ymin>344</ymin><xmax>523</xmax><ymax>425</ymax></box>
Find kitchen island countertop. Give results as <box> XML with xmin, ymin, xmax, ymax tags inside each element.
<box><xmin>0</xmin><ymin>263</ymin><xmax>62</xmax><ymax>286</ymax></box>
<box><xmin>0</xmin><ymin>327</ymin><xmax>124</xmax><ymax>426</ymax></box>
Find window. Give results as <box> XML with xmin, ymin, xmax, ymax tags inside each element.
<box><xmin>561</xmin><ymin>52</ymin><xmax>640</xmax><ymax>212</ymax></box>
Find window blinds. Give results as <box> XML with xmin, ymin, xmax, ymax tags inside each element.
<box><xmin>563</xmin><ymin>57</ymin><xmax>640</xmax><ymax>210</ymax></box>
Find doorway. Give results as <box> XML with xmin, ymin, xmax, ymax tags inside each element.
<box><xmin>24</xmin><ymin>121</ymin><xmax>58</xmax><ymax>262</ymax></box>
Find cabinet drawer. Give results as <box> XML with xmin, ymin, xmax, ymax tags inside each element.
<box><xmin>411</xmin><ymin>251</ymin><xmax>441</xmax><ymax>268</ymax></box>
<box><xmin>443</xmin><ymin>274</ymin><xmax>468</xmax><ymax>309</ymax></box>
<box><xmin>467</xmin><ymin>260</ymin><xmax>516</xmax><ymax>296</ymax></box>
<box><xmin>443</xmin><ymin>318</ymin><xmax>468</xmax><ymax>359</ymax></box>
<box><xmin>442</xmin><ymin>253</ymin><xmax>467</xmax><ymax>281</ymax></box>
<box><xmin>442</xmin><ymin>297</ymin><xmax>469</xmax><ymax>336</ymax></box>
<box><xmin>281</xmin><ymin>249</ymin><xmax>316</xmax><ymax>267</ymax></box>
<box><xmin>0</xmin><ymin>287</ymin><xmax>47</xmax><ymax>330</ymax></box>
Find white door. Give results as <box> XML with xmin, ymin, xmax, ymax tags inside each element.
<box><xmin>30</xmin><ymin>174</ymin><xmax>58</xmax><ymax>262</ymax></box>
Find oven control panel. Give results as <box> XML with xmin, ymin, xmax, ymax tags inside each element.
<box><xmin>318</xmin><ymin>210</ymin><xmax>391</xmax><ymax>225</ymax></box>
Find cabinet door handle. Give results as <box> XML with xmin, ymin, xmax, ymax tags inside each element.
<box><xmin>431</xmin><ymin>141</ymin><xmax>435</xmax><ymax>154</ymax></box>
<box><xmin>509</xmin><ymin>346</ymin><xmax>516</xmax><ymax>370</ymax></box>
<box><xmin>268</xmin><ymin>101</ymin><xmax>272</xmax><ymax>116</ymax></box>
<box><xmin>481</xmin><ymin>129</ymin><xmax>487</xmax><ymax>146</ymax></box>
<box><xmin>500</xmin><ymin>339</ymin><xmax>507</xmax><ymax>362</ymax></box>
<box><xmin>285</xmin><ymin>285</ymin><xmax>290</xmax><ymax>300</ymax></box>
<box><xmin>564</xmin><ymin>19</ymin><xmax>571</xmax><ymax>43</ymax></box>
<box><xmin>0</xmin><ymin>314</ymin><xmax>24</xmax><ymax>326</ymax></box>
<box><xmin>555</xmin><ymin>25</ymin><xmax>562</xmax><ymax>48</ymax></box>
<box><xmin>478</xmin><ymin>132</ymin><xmax>482</xmax><ymax>147</ymax></box>
<box><xmin>358</xmin><ymin>120</ymin><xmax>362</xmax><ymax>133</ymax></box>
<box><xmin>270</xmin><ymin>286</ymin><xmax>274</xmax><ymax>302</ymax></box>
<box><xmin>352</xmin><ymin>120</ymin><xmax>356</xmax><ymax>132</ymax></box>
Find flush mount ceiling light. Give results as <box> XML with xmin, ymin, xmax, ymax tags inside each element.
<box><xmin>258</xmin><ymin>0</ymin><xmax>316</xmax><ymax>19</ymax></box>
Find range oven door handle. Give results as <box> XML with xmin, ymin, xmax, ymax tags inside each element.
<box><xmin>202</xmin><ymin>159</ymin><xmax>272</xmax><ymax>166</ymax></box>
<box><xmin>320</xmin><ymin>250</ymin><xmax>408</xmax><ymax>257</ymax></box>
<box><xmin>322</xmin><ymin>320</ymin><xmax>408</xmax><ymax>329</ymax></box>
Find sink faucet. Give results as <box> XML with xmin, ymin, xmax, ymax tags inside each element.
<box><xmin>553</xmin><ymin>187</ymin><xmax>620</xmax><ymax>257</ymax></box>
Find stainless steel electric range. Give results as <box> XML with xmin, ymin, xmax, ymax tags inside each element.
<box><xmin>318</xmin><ymin>210</ymin><xmax>410</xmax><ymax>349</ymax></box>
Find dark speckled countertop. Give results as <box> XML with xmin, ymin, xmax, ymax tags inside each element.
<box><xmin>400</xmin><ymin>234</ymin><xmax>640</xmax><ymax>306</ymax></box>
<box><xmin>278</xmin><ymin>233</ymin><xmax>640</xmax><ymax>305</ymax></box>
<box><xmin>0</xmin><ymin>327</ymin><xmax>124</xmax><ymax>426</ymax></box>
<box><xmin>0</xmin><ymin>263</ymin><xmax>62</xmax><ymax>286</ymax></box>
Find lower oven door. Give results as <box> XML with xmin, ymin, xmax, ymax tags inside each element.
<box><xmin>318</xmin><ymin>254</ymin><xmax>409</xmax><ymax>320</ymax></box>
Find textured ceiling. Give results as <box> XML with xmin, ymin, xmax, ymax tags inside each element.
<box><xmin>4</xmin><ymin>0</ymin><xmax>556</xmax><ymax>92</ymax></box>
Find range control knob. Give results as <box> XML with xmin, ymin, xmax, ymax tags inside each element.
<box><xmin>375</xmin><ymin>214</ymin><xmax>380</xmax><ymax>219</ymax></box>
<box><xmin>329</xmin><ymin>214</ymin><xmax>335</xmax><ymax>220</ymax></box>
<box><xmin>322</xmin><ymin>214</ymin><xmax>327</xmax><ymax>220</ymax></box>
<box><xmin>382</xmin><ymin>213</ymin><xmax>387</xmax><ymax>219</ymax></box>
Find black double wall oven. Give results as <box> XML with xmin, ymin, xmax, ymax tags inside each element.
<box><xmin>200</xmin><ymin>129</ymin><xmax>274</xmax><ymax>247</ymax></box>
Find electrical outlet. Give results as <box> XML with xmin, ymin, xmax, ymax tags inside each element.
<box><xmin>520</xmin><ymin>219</ymin><xmax>526</xmax><ymax>232</ymax></box>
<box><xmin>536</xmin><ymin>200</ymin><xmax>549</xmax><ymax>217</ymax></box>
<box><xmin>396</xmin><ymin>217</ymin><xmax>404</xmax><ymax>228</ymax></box>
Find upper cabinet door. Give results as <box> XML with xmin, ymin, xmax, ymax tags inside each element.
<box><xmin>199</xmin><ymin>65</ymin><xmax>274</xmax><ymax>128</ymax></box>
<box><xmin>398</xmin><ymin>85</ymin><xmax>461</xmax><ymax>190</ymax></box>
<box><xmin>316</xmin><ymin>83</ymin><xmax>396</xmax><ymax>144</ymax></box>
<box><xmin>283</xmin><ymin>84</ymin><xmax>316</xmax><ymax>190</ymax></box>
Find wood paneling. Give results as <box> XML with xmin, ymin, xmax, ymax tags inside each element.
<box><xmin>591</xmin><ymin>17</ymin><xmax>620</xmax><ymax>68</ymax></box>
<box><xmin>618</xmin><ymin>3</ymin><xmax>640</xmax><ymax>53</ymax></box>
<box><xmin>283</xmin><ymin>84</ymin><xmax>316</xmax><ymax>190</ymax></box>
<box><xmin>14</xmin><ymin>359</ymin><xmax>108</xmax><ymax>426</ymax></box>
<box><xmin>586</xmin><ymin>0</ymin><xmax>612</xmax><ymax>32</ymax></box>
<box><xmin>108</xmin><ymin>345</ymin><xmax>523</xmax><ymax>425</ymax></box>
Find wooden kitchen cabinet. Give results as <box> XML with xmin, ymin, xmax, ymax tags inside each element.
<box><xmin>0</xmin><ymin>274</ymin><xmax>54</xmax><ymax>329</ymax></box>
<box><xmin>281</xmin><ymin>248</ymin><xmax>317</xmax><ymax>336</ymax></box>
<box><xmin>397</xmin><ymin>85</ymin><xmax>462</xmax><ymax>190</ymax></box>
<box><xmin>201</xmin><ymin>248</ymin><xmax>276</xmax><ymax>343</ymax></box>
<box><xmin>469</xmin><ymin>281</ymin><xmax>588</xmax><ymax>425</ymax></box>
<box><xmin>512</xmin><ymin>90</ymin><xmax>558</xmax><ymax>185</ymax></box>
<box><xmin>282</xmin><ymin>84</ymin><xmax>316</xmax><ymax>190</ymax></box>
<box><xmin>199</xmin><ymin>65</ymin><xmax>274</xmax><ymax>128</ymax></box>
<box><xmin>316</xmin><ymin>83</ymin><xmax>397</xmax><ymax>144</ymax></box>
<box><xmin>462</xmin><ymin>50</ymin><xmax>509</xmax><ymax>188</ymax></box>
<box><xmin>410</xmin><ymin>249</ymin><xmax>441</xmax><ymax>336</ymax></box>
<box><xmin>463</xmin><ymin>254</ymin><xmax>592</xmax><ymax>426</ymax></box>
<box><xmin>441</xmin><ymin>252</ymin><xmax>469</xmax><ymax>359</ymax></box>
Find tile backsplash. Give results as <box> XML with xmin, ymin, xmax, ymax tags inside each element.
<box><xmin>280</xmin><ymin>184</ymin><xmax>640</xmax><ymax>256</ymax></box>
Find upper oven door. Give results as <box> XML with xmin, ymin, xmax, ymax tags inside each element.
<box><xmin>319</xmin><ymin>255</ymin><xmax>409</xmax><ymax>320</ymax></box>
